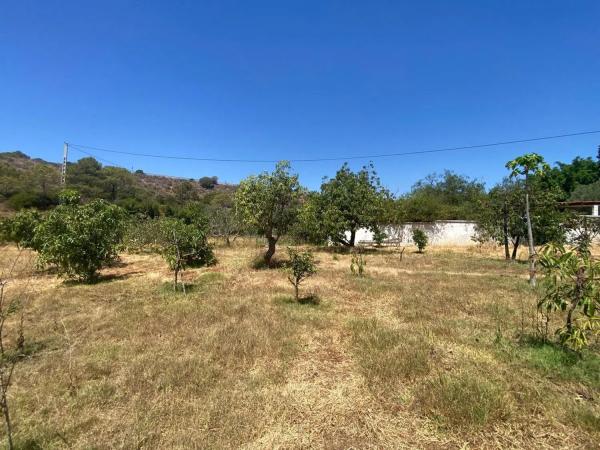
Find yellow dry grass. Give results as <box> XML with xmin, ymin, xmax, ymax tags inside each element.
<box><xmin>0</xmin><ymin>242</ymin><xmax>598</xmax><ymax>449</ymax></box>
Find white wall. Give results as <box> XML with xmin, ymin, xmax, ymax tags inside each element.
<box><xmin>348</xmin><ymin>221</ymin><xmax>478</xmax><ymax>246</ymax></box>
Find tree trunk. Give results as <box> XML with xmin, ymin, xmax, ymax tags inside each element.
<box><xmin>524</xmin><ymin>174</ymin><xmax>536</xmax><ymax>287</ymax></box>
<box><xmin>173</xmin><ymin>268</ymin><xmax>178</xmax><ymax>291</ymax></box>
<box><xmin>0</xmin><ymin>388</ymin><xmax>14</xmax><ymax>450</ymax></box>
<box><xmin>294</xmin><ymin>283</ymin><xmax>299</xmax><ymax>301</ymax></box>
<box><xmin>348</xmin><ymin>229</ymin><xmax>356</xmax><ymax>247</ymax></box>
<box><xmin>566</xmin><ymin>266</ymin><xmax>586</xmax><ymax>333</ymax></box>
<box><xmin>264</xmin><ymin>236</ymin><xmax>278</xmax><ymax>266</ymax></box>
<box><xmin>511</xmin><ymin>236</ymin><xmax>520</xmax><ymax>260</ymax></box>
<box><xmin>502</xmin><ymin>204</ymin><xmax>510</xmax><ymax>260</ymax></box>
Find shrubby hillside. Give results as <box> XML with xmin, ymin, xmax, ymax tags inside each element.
<box><xmin>0</xmin><ymin>151</ymin><xmax>236</xmax><ymax>215</ymax></box>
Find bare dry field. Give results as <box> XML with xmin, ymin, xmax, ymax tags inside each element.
<box><xmin>1</xmin><ymin>242</ymin><xmax>599</xmax><ymax>449</ymax></box>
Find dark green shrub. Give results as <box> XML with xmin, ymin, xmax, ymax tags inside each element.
<box><xmin>35</xmin><ymin>200</ymin><xmax>125</xmax><ymax>282</ymax></box>
<box><xmin>412</xmin><ymin>228</ymin><xmax>428</xmax><ymax>253</ymax></box>
<box><xmin>372</xmin><ymin>227</ymin><xmax>387</xmax><ymax>247</ymax></box>
<box><xmin>0</xmin><ymin>210</ymin><xmax>42</xmax><ymax>249</ymax></box>
<box><xmin>7</xmin><ymin>191</ymin><xmax>54</xmax><ymax>210</ymax></box>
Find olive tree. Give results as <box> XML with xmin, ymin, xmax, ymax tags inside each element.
<box><xmin>506</xmin><ymin>153</ymin><xmax>550</xmax><ymax>286</ymax></box>
<box><xmin>35</xmin><ymin>199</ymin><xmax>125</xmax><ymax>282</ymax></box>
<box><xmin>317</xmin><ymin>163</ymin><xmax>389</xmax><ymax>246</ymax></box>
<box><xmin>235</xmin><ymin>161</ymin><xmax>302</xmax><ymax>266</ymax></box>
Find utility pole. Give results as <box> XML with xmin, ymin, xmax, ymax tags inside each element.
<box><xmin>61</xmin><ymin>142</ymin><xmax>68</xmax><ymax>185</ymax></box>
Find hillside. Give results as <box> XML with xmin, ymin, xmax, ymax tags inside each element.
<box><xmin>0</xmin><ymin>151</ymin><xmax>236</xmax><ymax>212</ymax></box>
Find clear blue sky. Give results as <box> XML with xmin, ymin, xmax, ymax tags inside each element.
<box><xmin>2</xmin><ymin>1</ymin><xmax>599</xmax><ymax>193</ymax></box>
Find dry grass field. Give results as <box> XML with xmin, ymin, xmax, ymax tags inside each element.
<box><xmin>1</xmin><ymin>241</ymin><xmax>599</xmax><ymax>449</ymax></box>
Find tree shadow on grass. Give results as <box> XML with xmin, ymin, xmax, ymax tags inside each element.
<box><xmin>274</xmin><ymin>294</ymin><xmax>322</xmax><ymax>307</ymax></box>
<box><xmin>250</xmin><ymin>256</ymin><xmax>287</xmax><ymax>270</ymax></box>
<box><xmin>318</xmin><ymin>246</ymin><xmax>381</xmax><ymax>255</ymax></box>
<box><xmin>62</xmin><ymin>271</ymin><xmax>144</xmax><ymax>286</ymax></box>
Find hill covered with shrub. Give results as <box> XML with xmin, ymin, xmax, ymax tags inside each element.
<box><xmin>0</xmin><ymin>151</ymin><xmax>235</xmax><ymax>216</ymax></box>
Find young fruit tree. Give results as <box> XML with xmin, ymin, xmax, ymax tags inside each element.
<box><xmin>156</xmin><ymin>218</ymin><xmax>216</xmax><ymax>292</ymax></box>
<box><xmin>412</xmin><ymin>228</ymin><xmax>428</xmax><ymax>253</ymax></box>
<box><xmin>538</xmin><ymin>239</ymin><xmax>600</xmax><ymax>350</ymax></box>
<box><xmin>235</xmin><ymin>161</ymin><xmax>302</xmax><ymax>266</ymax></box>
<box><xmin>317</xmin><ymin>163</ymin><xmax>389</xmax><ymax>246</ymax></box>
<box><xmin>35</xmin><ymin>198</ymin><xmax>126</xmax><ymax>283</ymax></box>
<box><xmin>286</xmin><ymin>248</ymin><xmax>317</xmax><ymax>301</ymax></box>
<box><xmin>506</xmin><ymin>153</ymin><xmax>550</xmax><ymax>286</ymax></box>
<box><xmin>207</xmin><ymin>204</ymin><xmax>242</xmax><ymax>246</ymax></box>
<box><xmin>0</xmin><ymin>210</ymin><xmax>42</xmax><ymax>250</ymax></box>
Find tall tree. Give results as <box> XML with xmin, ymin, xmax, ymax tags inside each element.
<box><xmin>400</xmin><ymin>171</ymin><xmax>486</xmax><ymax>222</ymax></box>
<box><xmin>235</xmin><ymin>161</ymin><xmax>302</xmax><ymax>265</ymax></box>
<box><xmin>317</xmin><ymin>163</ymin><xmax>389</xmax><ymax>246</ymax></box>
<box><xmin>506</xmin><ymin>153</ymin><xmax>550</xmax><ymax>286</ymax></box>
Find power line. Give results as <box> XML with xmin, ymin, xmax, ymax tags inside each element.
<box><xmin>68</xmin><ymin>129</ymin><xmax>600</xmax><ymax>164</ymax></box>
<box><xmin>70</xmin><ymin>145</ymin><xmax>121</xmax><ymax>167</ymax></box>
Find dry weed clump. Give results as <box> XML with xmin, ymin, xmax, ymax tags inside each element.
<box><xmin>415</xmin><ymin>371</ymin><xmax>511</xmax><ymax>428</ymax></box>
<box><xmin>349</xmin><ymin>319</ymin><xmax>432</xmax><ymax>385</ymax></box>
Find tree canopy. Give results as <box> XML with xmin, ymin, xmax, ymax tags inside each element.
<box><xmin>235</xmin><ymin>161</ymin><xmax>303</xmax><ymax>264</ymax></box>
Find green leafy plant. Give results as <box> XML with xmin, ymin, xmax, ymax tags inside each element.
<box><xmin>412</xmin><ymin>228</ymin><xmax>428</xmax><ymax>253</ymax></box>
<box><xmin>372</xmin><ymin>227</ymin><xmax>387</xmax><ymax>247</ymax></box>
<box><xmin>316</xmin><ymin>163</ymin><xmax>390</xmax><ymax>247</ymax></box>
<box><xmin>0</xmin><ymin>210</ymin><xmax>41</xmax><ymax>250</ymax></box>
<box><xmin>538</xmin><ymin>241</ymin><xmax>600</xmax><ymax>350</ymax></box>
<box><xmin>286</xmin><ymin>248</ymin><xmax>317</xmax><ymax>301</ymax></box>
<box><xmin>506</xmin><ymin>153</ymin><xmax>550</xmax><ymax>286</ymax></box>
<box><xmin>35</xmin><ymin>199</ymin><xmax>125</xmax><ymax>282</ymax></box>
<box><xmin>350</xmin><ymin>250</ymin><xmax>366</xmax><ymax>276</ymax></box>
<box><xmin>235</xmin><ymin>161</ymin><xmax>302</xmax><ymax>266</ymax></box>
<box><xmin>156</xmin><ymin>218</ymin><xmax>216</xmax><ymax>292</ymax></box>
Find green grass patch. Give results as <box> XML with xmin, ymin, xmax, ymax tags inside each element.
<box><xmin>567</xmin><ymin>403</ymin><xmax>600</xmax><ymax>433</ymax></box>
<box><xmin>349</xmin><ymin>319</ymin><xmax>431</xmax><ymax>386</ymax></box>
<box><xmin>416</xmin><ymin>372</ymin><xmax>510</xmax><ymax>428</ymax></box>
<box><xmin>504</xmin><ymin>338</ymin><xmax>600</xmax><ymax>389</ymax></box>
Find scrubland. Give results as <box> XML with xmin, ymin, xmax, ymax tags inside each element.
<box><xmin>0</xmin><ymin>241</ymin><xmax>598</xmax><ymax>449</ymax></box>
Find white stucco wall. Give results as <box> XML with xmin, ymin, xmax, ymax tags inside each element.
<box><xmin>347</xmin><ymin>221</ymin><xmax>478</xmax><ymax>246</ymax></box>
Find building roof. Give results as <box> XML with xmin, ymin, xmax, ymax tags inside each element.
<box><xmin>558</xmin><ymin>200</ymin><xmax>600</xmax><ymax>207</ymax></box>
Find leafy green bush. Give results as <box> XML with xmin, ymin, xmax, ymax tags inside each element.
<box><xmin>412</xmin><ymin>228</ymin><xmax>428</xmax><ymax>253</ymax></box>
<box><xmin>372</xmin><ymin>227</ymin><xmax>387</xmax><ymax>247</ymax></box>
<box><xmin>155</xmin><ymin>218</ymin><xmax>216</xmax><ymax>292</ymax></box>
<box><xmin>538</xmin><ymin>242</ymin><xmax>600</xmax><ymax>350</ymax></box>
<box><xmin>35</xmin><ymin>199</ymin><xmax>125</xmax><ymax>282</ymax></box>
<box><xmin>286</xmin><ymin>248</ymin><xmax>317</xmax><ymax>301</ymax></box>
<box><xmin>7</xmin><ymin>191</ymin><xmax>54</xmax><ymax>210</ymax></box>
<box><xmin>0</xmin><ymin>210</ymin><xmax>41</xmax><ymax>249</ymax></box>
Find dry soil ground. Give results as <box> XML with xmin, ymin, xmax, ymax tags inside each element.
<box><xmin>0</xmin><ymin>242</ymin><xmax>598</xmax><ymax>449</ymax></box>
